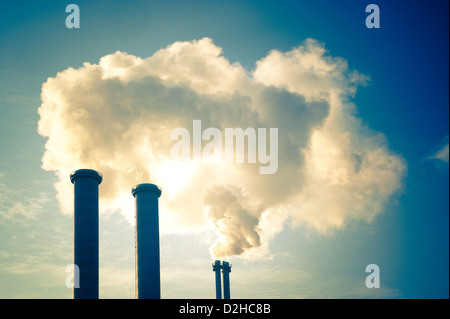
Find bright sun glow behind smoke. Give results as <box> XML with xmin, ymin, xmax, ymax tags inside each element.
<box><xmin>153</xmin><ymin>160</ymin><xmax>195</xmax><ymax>201</ymax></box>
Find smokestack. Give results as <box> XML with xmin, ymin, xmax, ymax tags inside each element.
<box><xmin>222</xmin><ymin>261</ymin><xmax>231</xmax><ymax>299</ymax></box>
<box><xmin>70</xmin><ymin>169</ymin><xmax>102</xmax><ymax>299</ymax></box>
<box><xmin>212</xmin><ymin>260</ymin><xmax>223</xmax><ymax>299</ymax></box>
<box><xmin>132</xmin><ymin>183</ymin><xmax>162</xmax><ymax>299</ymax></box>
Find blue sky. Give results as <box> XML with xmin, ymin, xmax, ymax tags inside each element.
<box><xmin>0</xmin><ymin>0</ymin><xmax>448</xmax><ymax>298</ymax></box>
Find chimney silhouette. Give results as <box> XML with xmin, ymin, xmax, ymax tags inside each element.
<box><xmin>70</xmin><ymin>169</ymin><xmax>102</xmax><ymax>299</ymax></box>
<box><xmin>212</xmin><ymin>260</ymin><xmax>223</xmax><ymax>299</ymax></box>
<box><xmin>222</xmin><ymin>261</ymin><xmax>231</xmax><ymax>299</ymax></box>
<box><xmin>132</xmin><ymin>183</ymin><xmax>162</xmax><ymax>299</ymax></box>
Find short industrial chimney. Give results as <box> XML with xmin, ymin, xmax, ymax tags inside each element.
<box><xmin>222</xmin><ymin>261</ymin><xmax>231</xmax><ymax>299</ymax></box>
<box><xmin>212</xmin><ymin>260</ymin><xmax>223</xmax><ymax>299</ymax></box>
<box><xmin>70</xmin><ymin>169</ymin><xmax>102</xmax><ymax>299</ymax></box>
<box><xmin>132</xmin><ymin>183</ymin><xmax>162</xmax><ymax>299</ymax></box>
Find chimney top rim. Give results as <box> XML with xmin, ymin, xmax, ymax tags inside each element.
<box><xmin>132</xmin><ymin>183</ymin><xmax>162</xmax><ymax>197</ymax></box>
<box><xmin>70</xmin><ymin>169</ymin><xmax>103</xmax><ymax>184</ymax></box>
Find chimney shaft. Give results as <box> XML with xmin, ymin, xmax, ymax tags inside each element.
<box><xmin>222</xmin><ymin>261</ymin><xmax>231</xmax><ymax>299</ymax></box>
<box><xmin>212</xmin><ymin>260</ymin><xmax>223</xmax><ymax>299</ymax></box>
<box><xmin>132</xmin><ymin>183</ymin><xmax>162</xmax><ymax>299</ymax></box>
<box><xmin>70</xmin><ymin>169</ymin><xmax>102</xmax><ymax>299</ymax></box>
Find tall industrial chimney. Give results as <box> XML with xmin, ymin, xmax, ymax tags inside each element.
<box><xmin>70</xmin><ymin>169</ymin><xmax>102</xmax><ymax>299</ymax></box>
<box><xmin>222</xmin><ymin>261</ymin><xmax>231</xmax><ymax>299</ymax></box>
<box><xmin>212</xmin><ymin>260</ymin><xmax>223</xmax><ymax>299</ymax></box>
<box><xmin>132</xmin><ymin>183</ymin><xmax>162</xmax><ymax>299</ymax></box>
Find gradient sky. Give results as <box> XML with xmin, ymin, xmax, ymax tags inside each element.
<box><xmin>0</xmin><ymin>0</ymin><xmax>448</xmax><ymax>299</ymax></box>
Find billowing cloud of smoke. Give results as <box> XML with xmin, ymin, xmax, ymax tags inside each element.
<box><xmin>37</xmin><ymin>38</ymin><xmax>406</xmax><ymax>259</ymax></box>
<box><xmin>204</xmin><ymin>185</ymin><xmax>262</xmax><ymax>257</ymax></box>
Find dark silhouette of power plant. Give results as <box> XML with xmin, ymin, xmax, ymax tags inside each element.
<box><xmin>212</xmin><ymin>260</ymin><xmax>232</xmax><ymax>299</ymax></box>
<box><xmin>70</xmin><ymin>168</ymin><xmax>231</xmax><ymax>299</ymax></box>
<box><xmin>132</xmin><ymin>183</ymin><xmax>162</xmax><ymax>299</ymax></box>
<box><xmin>212</xmin><ymin>260</ymin><xmax>222</xmax><ymax>299</ymax></box>
<box><xmin>70</xmin><ymin>169</ymin><xmax>102</xmax><ymax>299</ymax></box>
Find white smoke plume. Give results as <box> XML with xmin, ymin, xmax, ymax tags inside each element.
<box><xmin>37</xmin><ymin>38</ymin><xmax>406</xmax><ymax>259</ymax></box>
